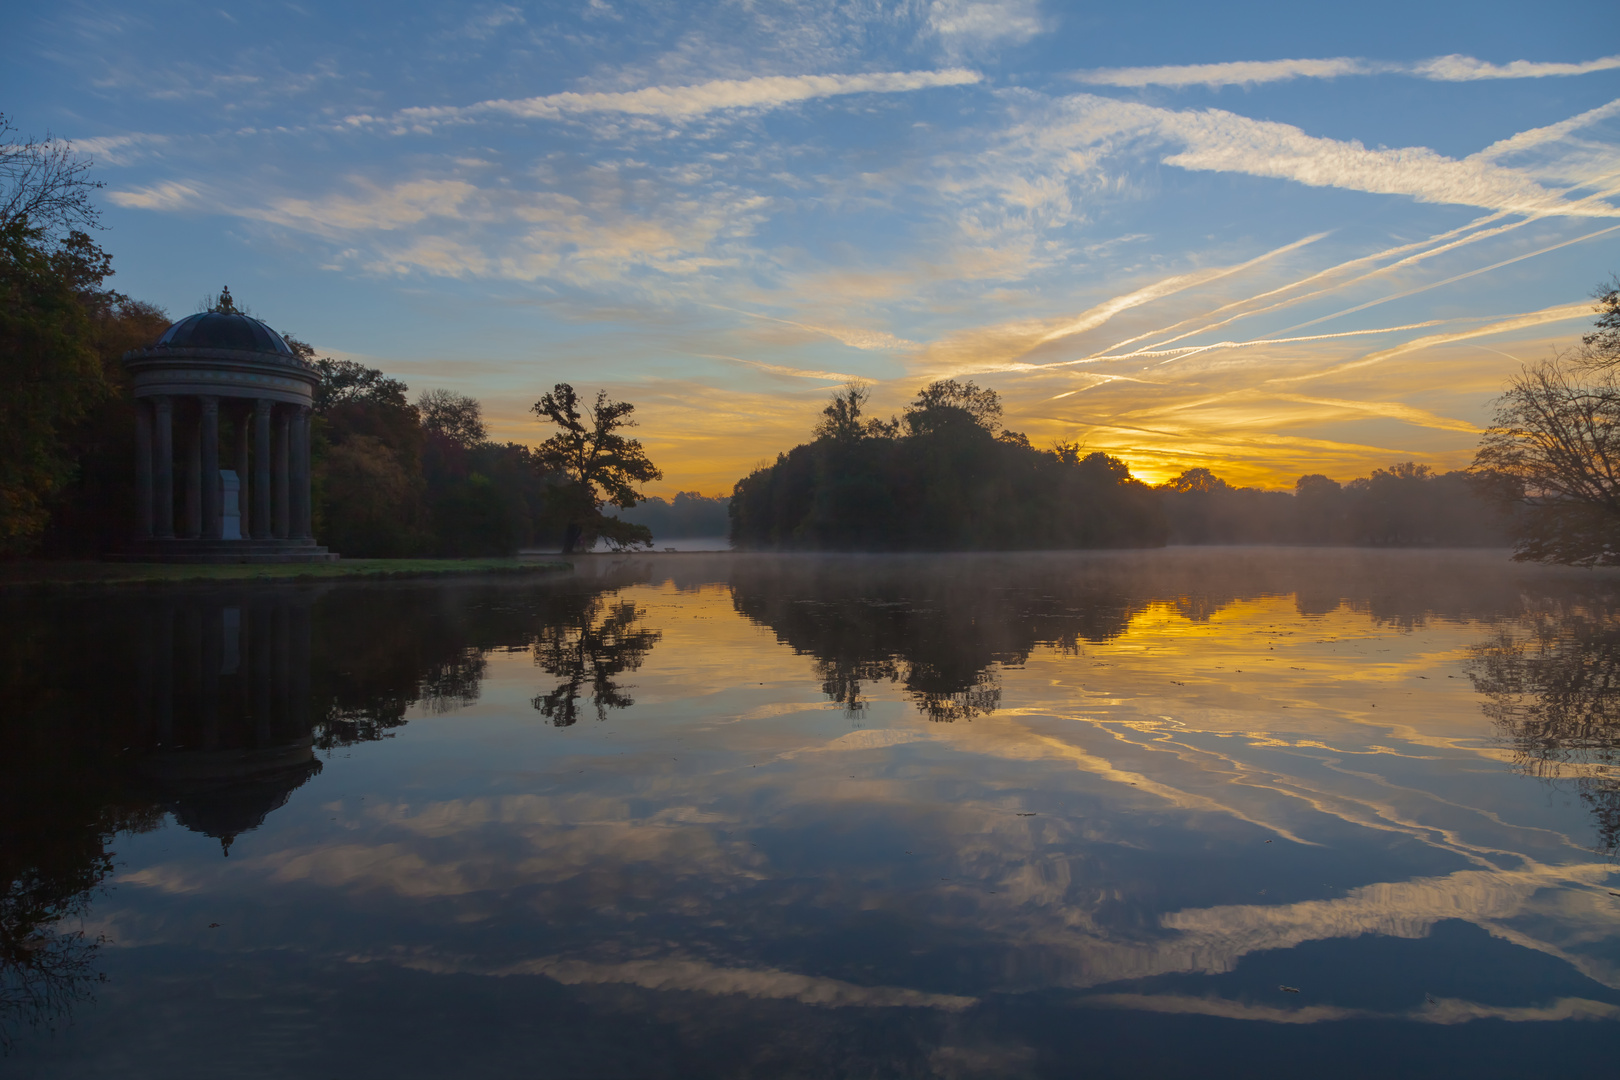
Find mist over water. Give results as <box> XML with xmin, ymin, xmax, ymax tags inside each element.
<box><xmin>4</xmin><ymin>550</ymin><xmax>1619</xmax><ymax>1077</ymax></box>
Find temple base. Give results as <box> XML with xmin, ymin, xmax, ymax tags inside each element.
<box><xmin>107</xmin><ymin>539</ymin><xmax>339</xmax><ymax>564</ymax></box>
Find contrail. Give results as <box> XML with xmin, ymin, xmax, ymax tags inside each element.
<box><xmin>1081</xmin><ymin>212</ymin><xmax>1513</xmax><ymax>360</ymax></box>
<box><xmin>1271</xmin><ymin>222</ymin><xmax>1620</xmax><ymax>336</ymax></box>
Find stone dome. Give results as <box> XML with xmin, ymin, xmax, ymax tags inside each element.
<box><xmin>157</xmin><ymin>312</ymin><xmax>295</xmax><ymax>356</ymax></box>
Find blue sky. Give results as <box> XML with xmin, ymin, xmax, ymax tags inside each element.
<box><xmin>6</xmin><ymin>0</ymin><xmax>1619</xmax><ymax>492</ymax></box>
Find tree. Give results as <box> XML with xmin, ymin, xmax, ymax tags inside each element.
<box><xmin>903</xmin><ymin>379</ymin><xmax>1002</xmax><ymax>437</ymax></box>
<box><xmin>1474</xmin><ymin>358</ymin><xmax>1620</xmax><ymax>565</ymax></box>
<box><xmin>417</xmin><ymin>389</ymin><xmax>486</xmax><ymax>449</ymax></box>
<box><xmin>1164</xmin><ymin>468</ymin><xmax>1229</xmax><ymax>494</ymax></box>
<box><xmin>0</xmin><ymin>114</ymin><xmax>103</xmax><ymax>239</ymax></box>
<box><xmin>0</xmin><ymin>117</ymin><xmax>116</xmax><ymax>552</ymax></box>
<box><xmin>308</xmin><ymin>354</ymin><xmax>412</xmax><ymax>414</ymax></box>
<box><xmin>531</xmin><ymin>384</ymin><xmax>662</xmax><ymax>554</ymax></box>
<box><xmin>1580</xmin><ymin>275</ymin><xmax>1620</xmax><ymax>367</ymax></box>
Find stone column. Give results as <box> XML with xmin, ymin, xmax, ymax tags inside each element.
<box><xmin>292</xmin><ymin>406</ymin><xmax>313</xmax><ymax>540</ymax></box>
<box><xmin>253</xmin><ymin>399</ymin><xmax>272</xmax><ymax>539</ymax></box>
<box><xmin>200</xmin><ymin>396</ymin><xmax>221</xmax><ymax>539</ymax></box>
<box><xmin>274</xmin><ymin>406</ymin><xmax>291</xmax><ymax>539</ymax></box>
<box><xmin>153</xmin><ymin>396</ymin><xmax>175</xmax><ymax>539</ymax></box>
<box><xmin>184</xmin><ymin>404</ymin><xmax>202</xmax><ymax>539</ymax></box>
<box><xmin>135</xmin><ymin>400</ymin><xmax>154</xmax><ymax>539</ymax></box>
<box><xmin>235</xmin><ymin>407</ymin><xmax>252</xmax><ymax>528</ymax></box>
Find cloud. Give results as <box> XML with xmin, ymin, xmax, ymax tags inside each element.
<box><xmin>1416</xmin><ymin>54</ymin><xmax>1620</xmax><ymax>81</ymax></box>
<box><xmin>991</xmin><ymin>95</ymin><xmax>1617</xmax><ymax>226</ymax></box>
<box><xmin>726</xmin><ymin>307</ymin><xmax>919</xmax><ymax>352</ymax></box>
<box><xmin>367</xmin><ymin>69</ymin><xmax>983</xmax><ymax>129</ymax></box>
<box><xmin>250</xmin><ymin>179</ymin><xmax>481</xmax><ymax>234</ymax></box>
<box><xmin>456</xmin><ymin>4</ymin><xmax>524</xmax><ymax>40</ymax></box>
<box><xmin>1075</xmin><ymin>57</ymin><xmax>1373</xmax><ymax>89</ymax></box>
<box><xmin>73</xmin><ymin>131</ymin><xmax>171</xmax><ymax>165</ymax></box>
<box><xmin>927</xmin><ymin>0</ymin><xmax>1046</xmax><ymax>59</ymax></box>
<box><xmin>1073</xmin><ymin>53</ymin><xmax>1620</xmax><ymax>89</ymax></box>
<box><xmin>1154</xmin><ymin>106</ymin><xmax>1612</xmax><ymax>217</ymax></box>
<box><xmin>1473</xmin><ymin>97</ymin><xmax>1620</xmax><ymax>164</ymax></box>
<box><xmin>107</xmin><ymin>180</ymin><xmax>202</xmax><ymax>210</ymax></box>
<box><xmin>703</xmin><ymin>354</ymin><xmax>861</xmax><ymax>382</ymax></box>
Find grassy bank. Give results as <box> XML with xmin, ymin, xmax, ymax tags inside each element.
<box><xmin>0</xmin><ymin>557</ymin><xmax>573</xmax><ymax>589</ymax></box>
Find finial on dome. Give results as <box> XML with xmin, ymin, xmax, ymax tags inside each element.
<box><xmin>211</xmin><ymin>286</ymin><xmax>239</xmax><ymax>315</ymax></box>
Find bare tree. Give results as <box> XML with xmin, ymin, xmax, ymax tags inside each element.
<box><xmin>0</xmin><ymin>114</ymin><xmax>103</xmax><ymax>239</ymax></box>
<box><xmin>1579</xmin><ymin>275</ymin><xmax>1620</xmax><ymax>368</ymax></box>
<box><xmin>1474</xmin><ymin>358</ymin><xmax>1620</xmax><ymax>564</ymax></box>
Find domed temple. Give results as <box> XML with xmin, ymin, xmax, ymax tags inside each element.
<box><xmin>115</xmin><ymin>301</ymin><xmax>337</xmax><ymax>562</ymax></box>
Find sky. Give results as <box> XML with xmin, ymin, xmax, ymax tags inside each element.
<box><xmin>5</xmin><ymin>0</ymin><xmax>1620</xmax><ymax>495</ymax></box>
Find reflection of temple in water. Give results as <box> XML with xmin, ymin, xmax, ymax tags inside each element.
<box><xmin>130</xmin><ymin>592</ymin><xmax>320</xmax><ymax>854</ymax></box>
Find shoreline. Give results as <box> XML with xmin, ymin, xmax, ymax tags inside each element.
<box><xmin>0</xmin><ymin>557</ymin><xmax>573</xmax><ymax>590</ymax></box>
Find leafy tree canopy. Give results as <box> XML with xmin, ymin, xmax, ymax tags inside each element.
<box><xmin>903</xmin><ymin>379</ymin><xmax>1003</xmax><ymax>437</ymax></box>
<box><xmin>532</xmin><ymin>383</ymin><xmax>662</xmax><ymax>553</ymax></box>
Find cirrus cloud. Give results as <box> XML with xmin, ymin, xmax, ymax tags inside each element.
<box><xmin>1072</xmin><ymin>53</ymin><xmax>1620</xmax><ymax>89</ymax></box>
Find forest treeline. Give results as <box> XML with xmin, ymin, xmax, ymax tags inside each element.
<box><xmin>728</xmin><ymin>381</ymin><xmax>1509</xmax><ymax>550</ymax></box>
<box><xmin>1155</xmin><ymin>464</ymin><xmax>1507</xmax><ymax>546</ymax></box>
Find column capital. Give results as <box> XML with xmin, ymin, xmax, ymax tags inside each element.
<box><xmin>152</xmin><ymin>394</ymin><xmax>173</xmax><ymax>414</ymax></box>
<box><xmin>199</xmin><ymin>395</ymin><xmax>219</xmax><ymax>415</ymax></box>
<box><xmin>255</xmin><ymin>397</ymin><xmax>274</xmax><ymax>416</ymax></box>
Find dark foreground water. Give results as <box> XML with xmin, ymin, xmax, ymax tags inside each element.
<box><xmin>3</xmin><ymin>549</ymin><xmax>1619</xmax><ymax>1078</ymax></box>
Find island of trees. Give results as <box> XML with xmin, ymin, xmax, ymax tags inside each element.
<box><xmin>727</xmin><ymin>379</ymin><xmax>1522</xmax><ymax>551</ymax></box>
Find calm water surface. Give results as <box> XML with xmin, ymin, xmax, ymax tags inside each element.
<box><xmin>4</xmin><ymin>549</ymin><xmax>1619</xmax><ymax>1077</ymax></box>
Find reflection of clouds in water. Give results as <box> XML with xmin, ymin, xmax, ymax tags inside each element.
<box><xmin>490</xmin><ymin>956</ymin><xmax>976</xmax><ymax>1011</ymax></box>
<box><xmin>1080</xmin><ymin>992</ymin><xmax>1620</xmax><ymax>1024</ymax></box>
<box><xmin>32</xmin><ymin>552</ymin><xmax>1620</xmax><ymax>1048</ymax></box>
<box><xmin>118</xmin><ymin>695</ymin><xmax>1617</xmax><ymax>1008</ymax></box>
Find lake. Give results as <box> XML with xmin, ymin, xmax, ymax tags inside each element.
<box><xmin>3</xmin><ymin>549</ymin><xmax>1618</xmax><ymax>1078</ymax></box>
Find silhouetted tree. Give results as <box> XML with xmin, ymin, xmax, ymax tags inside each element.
<box><xmin>1579</xmin><ymin>275</ymin><xmax>1620</xmax><ymax>367</ymax></box>
<box><xmin>532</xmin><ymin>383</ymin><xmax>663</xmax><ymax>554</ymax></box>
<box><xmin>1475</xmin><ymin>357</ymin><xmax>1620</xmax><ymax>564</ymax></box>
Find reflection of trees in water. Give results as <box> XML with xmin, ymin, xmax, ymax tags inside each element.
<box><xmin>731</xmin><ymin>559</ymin><xmax>1148</xmax><ymax>720</ymax></box>
<box><xmin>532</xmin><ymin>594</ymin><xmax>661</xmax><ymax>726</ymax></box>
<box><xmin>0</xmin><ymin>806</ymin><xmax>160</xmax><ymax>1053</ymax></box>
<box><xmin>1467</xmin><ymin>601</ymin><xmax>1620</xmax><ymax>855</ymax></box>
<box><xmin>0</xmin><ymin>572</ymin><xmax>662</xmax><ymax>1050</ymax></box>
<box><xmin>310</xmin><ymin>575</ymin><xmax>663</xmax><ymax>737</ymax></box>
<box><xmin>0</xmin><ymin>610</ymin><xmax>165</xmax><ymax>1052</ymax></box>
<box><xmin>727</xmin><ymin>551</ymin><xmax>1620</xmax><ymax>723</ymax></box>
